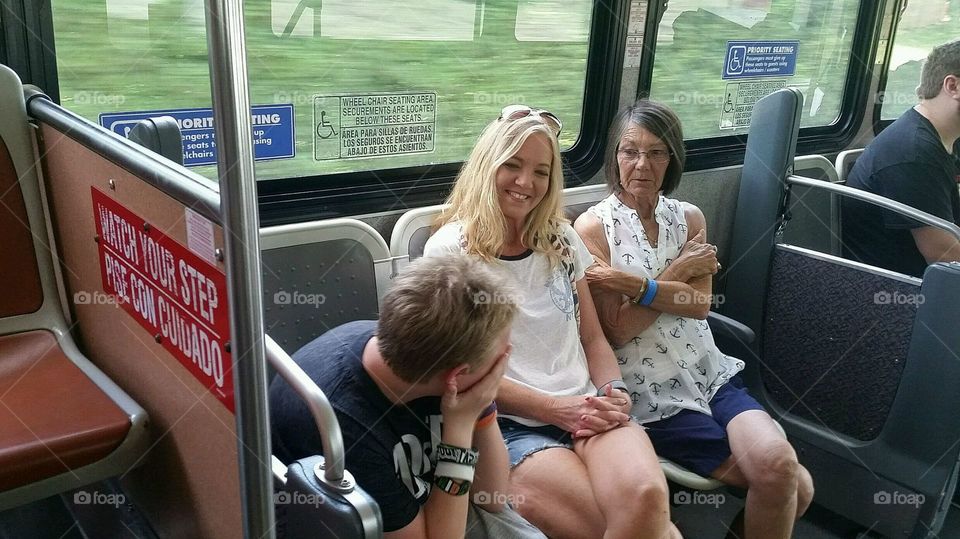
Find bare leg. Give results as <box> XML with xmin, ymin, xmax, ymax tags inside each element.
<box><xmin>575</xmin><ymin>423</ymin><xmax>680</xmax><ymax>539</ymax></box>
<box><xmin>509</xmin><ymin>447</ymin><xmax>606</xmax><ymax>539</ymax></box>
<box><xmin>710</xmin><ymin>410</ymin><xmax>813</xmax><ymax>539</ymax></box>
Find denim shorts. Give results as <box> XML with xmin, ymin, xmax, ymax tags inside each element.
<box><xmin>643</xmin><ymin>376</ymin><xmax>765</xmax><ymax>477</ymax></box>
<box><xmin>498</xmin><ymin>418</ymin><xmax>574</xmax><ymax>468</ymax></box>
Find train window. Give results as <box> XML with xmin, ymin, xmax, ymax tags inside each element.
<box><xmin>649</xmin><ymin>0</ymin><xmax>861</xmax><ymax>140</ymax></box>
<box><xmin>880</xmin><ymin>0</ymin><xmax>956</xmax><ymax>120</ymax></box>
<box><xmin>50</xmin><ymin>0</ymin><xmax>593</xmax><ymax>182</ymax></box>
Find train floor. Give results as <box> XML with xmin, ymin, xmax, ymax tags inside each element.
<box><xmin>2</xmin><ymin>482</ymin><xmax>959</xmax><ymax>538</ymax></box>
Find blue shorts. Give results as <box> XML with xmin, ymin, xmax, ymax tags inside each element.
<box><xmin>643</xmin><ymin>376</ymin><xmax>765</xmax><ymax>477</ymax></box>
<box><xmin>498</xmin><ymin>418</ymin><xmax>574</xmax><ymax>468</ymax></box>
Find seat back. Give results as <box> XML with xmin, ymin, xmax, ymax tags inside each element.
<box><xmin>835</xmin><ymin>148</ymin><xmax>864</xmax><ymax>184</ymax></box>
<box><xmin>723</xmin><ymin>88</ymin><xmax>803</xmax><ymax>335</ymax></box>
<box><xmin>261</xmin><ymin>219</ymin><xmax>391</xmax><ymax>355</ymax></box>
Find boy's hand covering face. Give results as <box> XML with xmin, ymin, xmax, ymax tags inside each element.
<box><xmin>441</xmin><ymin>345</ymin><xmax>510</xmax><ymax>424</ymax></box>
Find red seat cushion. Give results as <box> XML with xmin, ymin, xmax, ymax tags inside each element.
<box><xmin>0</xmin><ymin>330</ymin><xmax>130</xmax><ymax>491</ymax></box>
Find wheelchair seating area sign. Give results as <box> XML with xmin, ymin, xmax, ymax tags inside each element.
<box><xmin>722</xmin><ymin>40</ymin><xmax>798</xmax><ymax>80</ymax></box>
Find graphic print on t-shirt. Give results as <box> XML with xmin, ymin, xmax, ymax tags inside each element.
<box><xmin>392</xmin><ymin>412</ymin><xmax>442</xmax><ymax>501</ymax></box>
<box><xmin>545</xmin><ymin>267</ymin><xmax>575</xmax><ymax>320</ymax></box>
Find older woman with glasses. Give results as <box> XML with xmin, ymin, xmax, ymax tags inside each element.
<box><xmin>574</xmin><ymin>99</ymin><xmax>814</xmax><ymax>539</ymax></box>
<box><xmin>424</xmin><ymin>105</ymin><xmax>679</xmax><ymax>539</ymax></box>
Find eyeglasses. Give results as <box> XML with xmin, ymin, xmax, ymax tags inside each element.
<box><xmin>617</xmin><ymin>148</ymin><xmax>672</xmax><ymax>164</ymax></box>
<box><xmin>499</xmin><ymin>105</ymin><xmax>562</xmax><ymax>136</ymax></box>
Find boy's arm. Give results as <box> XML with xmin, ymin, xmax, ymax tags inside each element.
<box><xmin>470</xmin><ymin>417</ymin><xmax>510</xmax><ymax>512</ymax></box>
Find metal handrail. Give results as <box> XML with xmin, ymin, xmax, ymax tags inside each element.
<box><xmin>786</xmin><ymin>175</ymin><xmax>960</xmax><ymax>240</ymax></box>
<box><xmin>23</xmin><ymin>88</ymin><xmax>221</xmax><ymax>223</ymax></box>
<box><xmin>264</xmin><ymin>336</ymin><xmax>347</xmax><ymax>484</ymax></box>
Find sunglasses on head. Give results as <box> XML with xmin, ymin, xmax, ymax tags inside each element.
<box><xmin>498</xmin><ymin>105</ymin><xmax>562</xmax><ymax>136</ymax></box>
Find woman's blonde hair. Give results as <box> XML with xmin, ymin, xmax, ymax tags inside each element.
<box><xmin>436</xmin><ymin>113</ymin><xmax>566</xmax><ymax>264</ymax></box>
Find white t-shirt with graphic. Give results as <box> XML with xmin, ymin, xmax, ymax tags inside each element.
<box><xmin>424</xmin><ymin>222</ymin><xmax>596</xmax><ymax>426</ymax></box>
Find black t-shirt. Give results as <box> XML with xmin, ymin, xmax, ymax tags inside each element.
<box><xmin>842</xmin><ymin>108</ymin><xmax>960</xmax><ymax>278</ymax></box>
<box><xmin>269</xmin><ymin>320</ymin><xmax>442</xmax><ymax>532</ymax></box>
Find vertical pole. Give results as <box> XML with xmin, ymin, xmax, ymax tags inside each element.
<box><xmin>202</xmin><ymin>0</ymin><xmax>275</xmax><ymax>537</ymax></box>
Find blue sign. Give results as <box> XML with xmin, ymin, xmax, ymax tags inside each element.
<box><xmin>722</xmin><ymin>40</ymin><xmax>799</xmax><ymax>80</ymax></box>
<box><xmin>100</xmin><ymin>105</ymin><xmax>295</xmax><ymax>166</ymax></box>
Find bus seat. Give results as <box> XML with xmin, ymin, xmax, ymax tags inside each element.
<box><xmin>266</xmin><ymin>338</ymin><xmax>382</xmax><ymax>538</ymax></box>
<box><xmin>561</xmin><ymin>184</ymin><xmax>609</xmax><ymax>222</ymax></box>
<box><xmin>0</xmin><ymin>64</ymin><xmax>149</xmax><ymax>511</ymax></box>
<box><xmin>722</xmin><ymin>87</ymin><xmax>960</xmax><ymax>537</ymax></box>
<box><xmin>0</xmin><ymin>331</ymin><xmax>130</xmax><ymax>492</ymax></box>
<box><xmin>389</xmin><ymin>204</ymin><xmax>446</xmax><ymax>260</ymax></box>
<box><xmin>276</xmin><ymin>455</ymin><xmax>381</xmax><ymax>539</ymax></box>
<box><xmin>126</xmin><ymin>115</ymin><xmax>184</xmax><ymax>166</ymax></box>
<box><xmin>835</xmin><ymin>148</ymin><xmax>863</xmax><ymax>184</ymax></box>
<box><xmin>260</xmin><ymin>219</ymin><xmax>391</xmax><ymax>355</ymax></box>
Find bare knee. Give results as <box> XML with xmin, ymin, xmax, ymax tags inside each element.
<box><xmin>748</xmin><ymin>440</ymin><xmax>799</xmax><ymax>497</ymax></box>
<box><xmin>606</xmin><ymin>477</ymin><xmax>671</xmax><ymax>537</ymax></box>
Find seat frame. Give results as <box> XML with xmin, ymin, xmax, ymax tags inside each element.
<box><xmin>0</xmin><ymin>66</ymin><xmax>149</xmax><ymax>511</ymax></box>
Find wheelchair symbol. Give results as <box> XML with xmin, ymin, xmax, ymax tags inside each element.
<box><xmin>316</xmin><ymin>110</ymin><xmax>337</xmax><ymax>139</ymax></box>
<box><xmin>723</xmin><ymin>93</ymin><xmax>735</xmax><ymax>113</ymax></box>
<box><xmin>727</xmin><ymin>46</ymin><xmax>746</xmax><ymax>75</ymax></box>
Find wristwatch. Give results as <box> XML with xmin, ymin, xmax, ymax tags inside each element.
<box><xmin>597</xmin><ymin>379</ymin><xmax>629</xmax><ymax>396</ymax></box>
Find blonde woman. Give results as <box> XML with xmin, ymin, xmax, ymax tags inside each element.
<box><xmin>424</xmin><ymin>106</ymin><xmax>678</xmax><ymax>539</ymax></box>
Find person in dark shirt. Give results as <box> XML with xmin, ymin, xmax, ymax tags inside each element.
<box><xmin>270</xmin><ymin>255</ymin><xmax>544</xmax><ymax>539</ymax></box>
<box><xmin>843</xmin><ymin>39</ymin><xmax>960</xmax><ymax>278</ymax></box>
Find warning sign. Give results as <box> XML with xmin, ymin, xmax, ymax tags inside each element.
<box><xmin>314</xmin><ymin>92</ymin><xmax>437</xmax><ymax>160</ymax></box>
<box><xmin>719</xmin><ymin>80</ymin><xmax>787</xmax><ymax>130</ymax></box>
<box><xmin>92</xmin><ymin>188</ymin><xmax>234</xmax><ymax>412</ymax></box>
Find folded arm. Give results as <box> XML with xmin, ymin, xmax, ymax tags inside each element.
<box><xmin>573</xmin><ymin>205</ymin><xmax>717</xmax><ymax>347</ymax></box>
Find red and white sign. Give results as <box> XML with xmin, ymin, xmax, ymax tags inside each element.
<box><xmin>92</xmin><ymin>187</ymin><xmax>234</xmax><ymax>412</ymax></box>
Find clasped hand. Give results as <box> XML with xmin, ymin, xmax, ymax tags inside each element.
<box><xmin>554</xmin><ymin>386</ymin><xmax>632</xmax><ymax>438</ymax></box>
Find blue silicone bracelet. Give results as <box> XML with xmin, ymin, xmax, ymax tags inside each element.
<box><xmin>640</xmin><ymin>279</ymin><xmax>659</xmax><ymax>306</ymax></box>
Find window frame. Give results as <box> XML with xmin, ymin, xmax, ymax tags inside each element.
<box><xmin>637</xmin><ymin>0</ymin><xmax>887</xmax><ymax>172</ymax></box>
<box><xmin>2</xmin><ymin>0</ymin><xmax>59</xmax><ymax>103</ymax></box>
<box><xmin>256</xmin><ymin>0</ymin><xmax>629</xmax><ymax>225</ymax></box>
